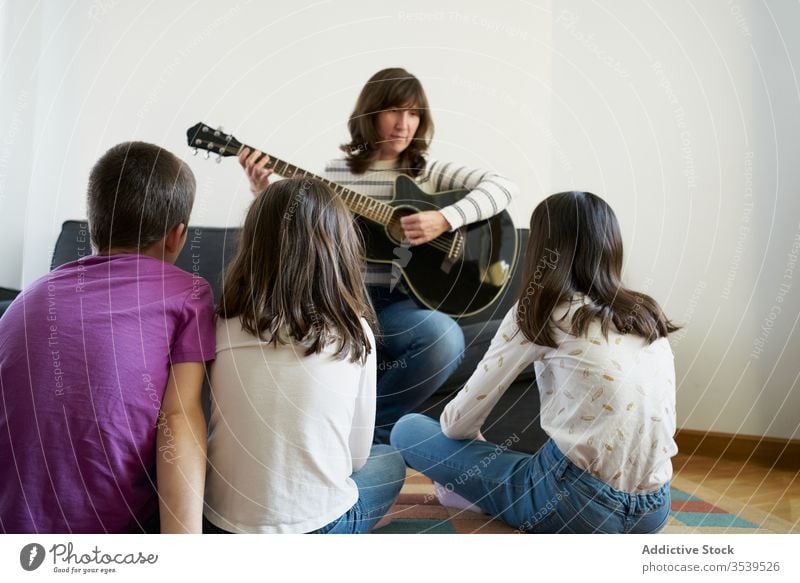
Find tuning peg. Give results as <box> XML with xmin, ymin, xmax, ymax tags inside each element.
<box><xmin>203</xmin><ymin>151</ymin><xmax>210</xmax><ymax>160</ymax></box>
<box><xmin>192</xmin><ymin>148</ymin><xmax>198</xmax><ymax>156</ymax></box>
<box><xmin>215</xmin><ymin>155</ymin><xmax>222</xmax><ymax>163</ymax></box>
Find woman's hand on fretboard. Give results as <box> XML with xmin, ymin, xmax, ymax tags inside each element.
<box><xmin>239</xmin><ymin>147</ymin><xmax>273</xmax><ymax>196</ymax></box>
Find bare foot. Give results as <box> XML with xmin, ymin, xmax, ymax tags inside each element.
<box><xmin>433</xmin><ymin>482</ymin><xmax>483</xmax><ymax>513</ymax></box>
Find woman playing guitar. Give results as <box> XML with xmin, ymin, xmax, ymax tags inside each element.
<box><xmin>240</xmin><ymin>67</ymin><xmax>519</xmax><ymax>444</ymax></box>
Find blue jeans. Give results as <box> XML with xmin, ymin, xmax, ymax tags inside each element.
<box><xmin>390</xmin><ymin>414</ymin><xmax>671</xmax><ymax>534</ymax></box>
<box><xmin>370</xmin><ymin>287</ymin><xmax>465</xmax><ymax>444</ymax></box>
<box><xmin>309</xmin><ymin>445</ymin><xmax>407</xmax><ymax>534</ymax></box>
<box><xmin>203</xmin><ymin>445</ymin><xmax>406</xmax><ymax>534</ymax></box>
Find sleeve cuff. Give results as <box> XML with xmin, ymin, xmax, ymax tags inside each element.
<box><xmin>171</xmin><ymin>350</ymin><xmax>215</xmax><ymax>364</ymax></box>
<box><xmin>439</xmin><ymin>205</ymin><xmax>464</xmax><ymax>231</ymax></box>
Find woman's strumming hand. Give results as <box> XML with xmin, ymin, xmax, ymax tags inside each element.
<box><xmin>400</xmin><ymin>211</ymin><xmax>451</xmax><ymax>245</ymax></box>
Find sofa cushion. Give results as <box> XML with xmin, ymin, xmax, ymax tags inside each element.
<box><xmin>172</xmin><ymin>226</ymin><xmax>241</xmax><ymax>301</ymax></box>
<box><xmin>438</xmin><ymin>319</ymin><xmax>536</xmax><ymax>394</ymax></box>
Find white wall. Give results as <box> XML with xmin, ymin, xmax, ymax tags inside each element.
<box><xmin>1</xmin><ymin>0</ymin><xmax>798</xmax><ymax>439</ymax></box>
<box><xmin>0</xmin><ymin>0</ymin><xmax>41</xmax><ymax>291</ymax></box>
<box><xmin>548</xmin><ymin>0</ymin><xmax>800</xmax><ymax>440</ymax></box>
<box><xmin>0</xmin><ymin>0</ymin><xmax>548</xmax><ymax>284</ymax></box>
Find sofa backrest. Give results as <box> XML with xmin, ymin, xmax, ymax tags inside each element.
<box><xmin>52</xmin><ymin>220</ymin><xmax>529</xmax><ymax>323</ymax></box>
<box><xmin>52</xmin><ymin>221</ymin><xmax>240</xmax><ymax>301</ymax></box>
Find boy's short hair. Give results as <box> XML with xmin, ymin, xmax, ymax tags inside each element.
<box><xmin>87</xmin><ymin>141</ymin><xmax>196</xmax><ymax>252</ymax></box>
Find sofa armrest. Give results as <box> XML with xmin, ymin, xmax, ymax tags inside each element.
<box><xmin>0</xmin><ymin>287</ymin><xmax>20</xmax><ymax>302</ymax></box>
<box><xmin>0</xmin><ymin>287</ymin><xmax>20</xmax><ymax>319</ymax></box>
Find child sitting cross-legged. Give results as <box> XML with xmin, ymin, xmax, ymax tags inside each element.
<box><xmin>391</xmin><ymin>191</ymin><xmax>680</xmax><ymax>534</ymax></box>
<box><xmin>203</xmin><ymin>177</ymin><xmax>406</xmax><ymax>534</ymax></box>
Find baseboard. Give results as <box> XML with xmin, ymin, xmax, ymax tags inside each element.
<box><xmin>675</xmin><ymin>429</ymin><xmax>799</xmax><ymax>470</ymax></box>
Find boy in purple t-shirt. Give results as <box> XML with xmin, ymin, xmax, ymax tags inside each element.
<box><xmin>0</xmin><ymin>142</ymin><xmax>215</xmax><ymax>533</ymax></box>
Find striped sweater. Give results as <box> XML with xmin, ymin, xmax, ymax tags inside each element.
<box><xmin>322</xmin><ymin>157</ymin><xmax>518</xmax><ymax>287</ymax></box>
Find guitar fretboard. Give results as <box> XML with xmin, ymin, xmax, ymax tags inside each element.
<box><xmin>243</xmin><ymin>145</ymin><xmax>396</xmax><ymax>226</ymax></box>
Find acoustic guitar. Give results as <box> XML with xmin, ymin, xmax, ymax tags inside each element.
<box><xmin>187</xmin><ymin>122</ymin><xmax>517</xmax><ymax>317</ymax></box>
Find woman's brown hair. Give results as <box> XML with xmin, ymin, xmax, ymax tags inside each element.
<box><xmin>217</xmin><ymin>177</ymin><xmax>376</xmax><ymax>363</ymax></box>
<box><xmin>340</xmin><ymin>67</ymin><xmax>434</xmax><ymax>177</ymax></box>
<box><xmin>516</xmin><ymin>191</ymin><xmax>679</xmax><ymax>347</ymax></box>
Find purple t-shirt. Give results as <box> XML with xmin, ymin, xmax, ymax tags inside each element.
<box><xmin>0</xmin><ymin>254</ymin><xmax>216</xmax><ymax>533</ymax></box>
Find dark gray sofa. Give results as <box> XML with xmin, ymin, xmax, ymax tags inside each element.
<box><xmin>5</xmin><ymin>220</ymin><xmax>547</xmax><ymax>454</ymax></box>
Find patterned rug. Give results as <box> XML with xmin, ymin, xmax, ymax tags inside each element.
<box><xmin>374</xmin><ymin>470</ymin><xmax>796</xmax><ymax>534</ymax></box>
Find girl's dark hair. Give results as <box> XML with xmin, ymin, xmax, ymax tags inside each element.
<box><xmin>340</xmin><ymin>67</ymin><xmax>434</xmax><ymax>177</ymax></box>
<box><xmin>516</xmin><ymin>191</ymin><xmax>679</xmax><ymax>347</ymax></box>
<box><xmin>87</xmin><ymin>141</ymin><xmax>195</xmax><ymax>252</ymax></box>
<box><xmin>217</xmin><ymin>177</ymin><xmax>376</xmax><ymax>363</ymax></box>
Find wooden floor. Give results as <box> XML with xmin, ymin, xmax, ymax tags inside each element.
<box><xmin>672</xmin><ymin>452</ymin><xmax>800</xmax><ymax>528</ymax></box>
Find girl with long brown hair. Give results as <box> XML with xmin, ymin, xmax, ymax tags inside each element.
<box><xmin>203</xmin><ymin>178</ymin><xmax>406</xmax><ymax>533</ymax></box>
<box><xmin>391</xmin><ymin>191</ymin><xmax>680</xmax><ymax>533</ymax></box>
<box><xmin>240</xmin><ymin>67</ymin><xmax>519</xmax><ymax>444</ymax></box>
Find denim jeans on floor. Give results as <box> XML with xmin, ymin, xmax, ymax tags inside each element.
<box><xmin>309</xmin><ymin>444</ymin><xmax>407</xmax><ymax>534</ymax></box>
<box><xmin>369</xmin><ymin>287</ymin><xmax>465</xmax><ymax>444</ymax></box>
<box><xmin>203</xmin><ymin>445</ymin><xmax>407</xmax><ymax>534</ymax></box>
<box><xmin>390</xmin><ymin>413</ymin><xmax>671</xmax><ymax>534</ymax></box>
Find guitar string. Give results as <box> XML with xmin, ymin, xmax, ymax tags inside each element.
<box><xmin>194</xmin><ymin>138</ymin><xmax>462</xmax><ymax>255</ymax></box>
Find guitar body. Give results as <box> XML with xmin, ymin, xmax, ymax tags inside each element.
<box><xmin>357</xmin><ymin>175</ymin><xmax>517</xmax><ymax>317</ymax></box>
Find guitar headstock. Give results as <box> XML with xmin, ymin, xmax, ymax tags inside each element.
<box><xmin>186</xmin><ymin>122</ymin><xmax>243</xmax><ymax>161</ymax></box>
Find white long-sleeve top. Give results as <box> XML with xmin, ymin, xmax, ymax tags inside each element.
<box><xmin>441</xmin><ymin>296</ymin><xmax>678</xmax><ymax>493</ymax></box>
<box><xmin>323</xmin><ymin>158</ymin><xmax>518</xmax><ymax>286</ymax></box>
<box><xmin>204</xmin><ymin>317</ymin><xmax>376</xmax><ymax>533</ymax></box>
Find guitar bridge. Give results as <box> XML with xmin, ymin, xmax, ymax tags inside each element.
<box><xmin>446</xmin><ymin>231</ymin><xmax>464</xmax><ymax>260</ymax></box>
<box><xmin>439</xmin><ymin>230</ymin><xmax>464</xmax><ymax>274</ymax></box>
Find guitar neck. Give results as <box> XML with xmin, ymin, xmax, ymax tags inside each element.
<box><xmin>238</xmin><ymin>142</ymin><xmax>394</xmax><ymax>226</ymax></box>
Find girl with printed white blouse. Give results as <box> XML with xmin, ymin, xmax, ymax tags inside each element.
<box><xmin>391</xmin><ymin>191</ymin><xmax>680</xmax><ymax>534</ymax></box>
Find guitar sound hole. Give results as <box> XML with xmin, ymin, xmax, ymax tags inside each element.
<box><xmin>386</xmin><ymin>206</ymin><xmax>417</xmax><ymax>244</ymax></box>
